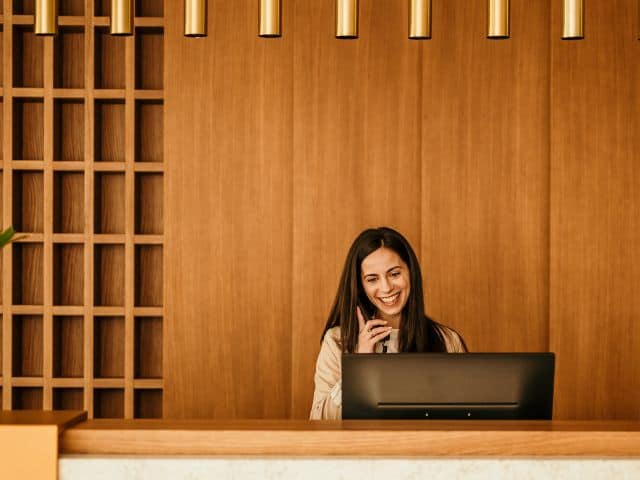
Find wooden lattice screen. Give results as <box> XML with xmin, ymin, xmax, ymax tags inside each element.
<box><xmin>0</xmin><ymin>0</ymin><xmax>164</xmax><ymax>419</ymax></box>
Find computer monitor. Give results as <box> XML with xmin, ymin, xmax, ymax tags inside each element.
<box><xmin>342</xmin><ymin>353</ymin><xmax>555</xmax><ymax>420</ymax></box>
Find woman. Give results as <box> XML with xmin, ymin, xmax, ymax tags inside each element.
<box><xmin>309</xmin><ymin>227</ymin><xmax>467</xmax><ymax>420</ymax></box>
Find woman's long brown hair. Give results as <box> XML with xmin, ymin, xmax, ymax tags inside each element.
<box><xmin>320</xmin><ymin>227</ymin><xmax>466</xmax><ymax>353</ymax></box>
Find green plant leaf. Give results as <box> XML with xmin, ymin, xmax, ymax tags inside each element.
<box><xmin>0</xmin><ymin>226</ymin><xmax>16</xmax><ymax>248</ymax></box>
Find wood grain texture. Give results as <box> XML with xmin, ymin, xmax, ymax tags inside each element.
<box><xmin>53</xmin><ymin>387</ymin><xmax>84</xmax><ymax>409</ymax></box>
<box><xmin>291</xmin><ymin>0</ymin><xmax>423</xmax><ymax>419</ymax></box>
<box><xmin>94</xmin><ymin>172</ymin><xmax>124</xmax><ymax>233</ymax></box>
<box><xmin>135</xmin><ymin>0</ymin><xmax>163</xmax><ymax>17</ymax></box>
<box><xmin>59</xmin><ymin>0</ymin><xmax>85</xmax><ymax>16</ymax></box>
<box><xmin>94</xmin><ymin>101</ymin><xmax>125</xmax><ymax>162</ymax></box>
<box><xmin>0</xmin><ymin>30</ymin><xmax>3</xmax><ymax>88</ymax></box>
<box><xmin>135</xmin><ymin>28</ymin><xmax>163</xmax><ymax>90</ymax></box>
<box><xmin>53</xmin><ymin>171</ymin><xmax>84</xmax><ymax>233</ymax></box>
<box><xmin>53</xmin><ymin>100</ymin><xmax>84</xmax><ymax>161</ymax></box>
<box><xmin>13</xmin><ymin>98</ymin><xmax>44</xmax><ymax>160</ymax></box>
<box><xmin>550</xmin><ymin>0</ymin><xmax>640</xmax><ymax>419</ymax></box>
<box><xmin>83</xmin><ymin>0</ymin><xmax>96</xmax><ymax>417</ymax></box>
<box><xmin>0</xmin><ymin>409</ymin><xmax>86</xmax><ymax>426</ymax></box>
<box><xmin>59</xmin><ymin>419</ymin><xmax>640</xmax><ymax>456</ymax></box>
<box><xmin>12</xmin><ymin>314</ymin><xmax>43</xmax><ymax>376</ymax></box>
<box><xmin>12</xmin><ymin>170</ymin><xmax>43</xmax><ymax>232</ymax></box>
<box><xmin>94</xmin><ymin>245</ymin><xmax>125</xmax><ymax>306</ymax></box>
<box><xmin>54</xmin><ymin>27</ymin><xmax>85</xmax><ymax>89</ymax></box>
<box><xmin>2</xmin><ymin>2</ymin><xmax>14</xmax><ymax>410</ymax></box>
<box><xmin>94</xmin><ymin>0</ymin><xmax>111</xmax><ymax>16</ymax></box>
<box><xmin>13</xmin><ymin>0</ymin><xmax>35</xmax><ymax>15</ymax></box>
<box><xmin>94</xmin><ymin>316</ymin><xmax>124</xmax><ymax>378</ymax></box>
<box><xmin>0</xmin><ymin>101</ymin><xmax>4</xmax><ymax>158</ymax></box>
<box><xmin>124</xmin><ymin>28</ymin><xmax>137</xmax><ymax>420</ymax></box>
<box><xmin>134</xmin><ymin>245</ymin><xmax>162</xmax><ymax>306</ymax></box>
<box><xmin>93</xmin><ymin>388</ymin><xmax>124</xmax><ymax>418</ymax></box>
<box><xmin>53</xmin><ymin>244</ymin><xmax>84</xmax><ymax>305</ymax></box>
<box><xmin>165</xmin><ymin>0</ymin><xmax>293</xmax><ymax>418</ymax></box>
<box><xmin>12</xmin><ymin>26</ymin><xmax>43</xmax><ymax>88</ymax></box>
<box><xmin>134</xmin><ymin>388</ymin><xmax>162</xmax><ymax>418</ymax></box>
<box><xmin>135</xmin><ymin>101</ymin><xmax>162</xmax><ymax>162</ymax></box>
<box><xmin>12</xmin><ymin>387</ymin><xmax>43</xmax><ymax>409</ymax></box>
<box><xmin>12</xmin><ymin>243</ymin><xmax>43</xmax><ymax>304</ymax></box>
<box><xmin>94</xmin><ymin>28</ymin><xmax>125</xmax><ymax>89</ymax></box>
<box><xmin>0</xmin><ymin>314</ymin><xmax>3</xmax><ymax>374</ymax></box>
<box><xmin>134</xmin><ymin>172</ymin><xmax>162</xmax><ymax>233</ymax></box>
<box><xmin>421</xmin><ymin>0</ymin><xmax>550</xmax><ymax>353</ymax></box>
<box><xmin>52</xmin><ymin>316</ymin><xmax>84</xmax><ymax>377</ymax></box>
<box><xmin>134</xmin><ymin>316</ymin><xmax>161</xmax><ymax>378</ymax></box>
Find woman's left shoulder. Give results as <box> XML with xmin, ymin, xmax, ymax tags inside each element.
<box><xmin>435</xmin><ymin>323</ymin><xmax>468</xmax><ymax>353</ymax></box>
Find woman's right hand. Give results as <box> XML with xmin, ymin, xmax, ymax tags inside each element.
<box><xmin>356</xmin><ymin>306</ymin><xmax>393</xmax><ymax>353</ymax></box>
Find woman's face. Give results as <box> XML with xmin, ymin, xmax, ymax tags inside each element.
<box><xmin>360</xmin><ymin>247</ymin><xmax>411</xmax><ymax>320</ymax></box>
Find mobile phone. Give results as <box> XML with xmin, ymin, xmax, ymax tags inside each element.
<box><xmin>358</xmin><ymin>301</ymin><xmax>391</xmax><ymax>346</ymax></box>
<box><xmin>357</xmin><ymin>300</ymin><xmax>375</xmax><ymax>321</ymax></box>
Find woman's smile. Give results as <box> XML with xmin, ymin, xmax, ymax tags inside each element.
<box><xmin>378</xmin><ymin>292</ymin><xmax>400</xmax><ymax>306</ymax></box>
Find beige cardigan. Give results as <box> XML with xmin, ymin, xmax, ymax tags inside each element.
<box><xmin>309</xmin><ymin>325</ymin><xmax>467</xmax><ymax>420</ymax></box>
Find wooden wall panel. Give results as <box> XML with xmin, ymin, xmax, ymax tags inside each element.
<box><xmin>550</xmin><ymin>0</ymin><xmax>640</xmax><ymax>419</ymax></box>
<box><xmin>165</xmin><ymin>0</ymin><xmax>293</xmax><ymax>418</ymax></box>
<box><xmin>163</xmin><ymin>0</ymin><xmax>640</xmax><ymax>420</ymax></box>
<box><xmin>291</xmin><ymin>0</ymin><xmax>422</xmax><ymax>418</ymax></box>
<box><xmin>421</xmin><ymin>0</ymin><xmax>550</xmax><ymax>353</ymax></box>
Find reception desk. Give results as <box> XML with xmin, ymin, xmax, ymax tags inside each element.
<box><xmin>3</xmin><ymin>412</ymin><xmax>640</xmax><ymax>479</ymax></box>
<box><xmin>60</xmin><ymin>418</ymin><xmax>640</xmax><ymax>456</ymax></box>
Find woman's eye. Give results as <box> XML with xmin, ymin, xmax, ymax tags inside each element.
<box><xmin>366</xmin><ymin>277</ymin><xmax>377</xmax><ymax>283</ymax></box>
<box><xmin>391</xmin><ymin>271</ymin><xmax>400</xmax><ymax>277</ymax></box>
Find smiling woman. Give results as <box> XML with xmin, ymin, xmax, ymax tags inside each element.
<box><xmin>309</xmin><ymin>227</ymin><xmax>467</xmax><ymax>420</ymax></box>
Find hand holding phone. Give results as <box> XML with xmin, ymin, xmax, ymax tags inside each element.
<box><xmin>355</xmin><ymin>306</ymin><xmax>393</xmax><ymax>354</ymax></box>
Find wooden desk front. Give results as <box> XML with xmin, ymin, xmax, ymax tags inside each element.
<box><xmin>60</xmin><ymin>419</ymin><xmax>640</xmax><ymax>457</ymax></box>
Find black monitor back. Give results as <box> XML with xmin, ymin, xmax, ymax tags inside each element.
<box><xmin>342</xmin><ymin>353</ymin><xmax>555</xmax><ymax>420</ymax></box>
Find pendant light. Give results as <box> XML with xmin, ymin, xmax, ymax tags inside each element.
<box><xmin>259</xmin><ymin>0</ymin><xmax>281</xmax><ymax>37</ymax></box>
<box><xmin>487</xmin><ymin>0</ymin><xmax>509</xmax><ymax>38</ymax></box>
<box><xmin>409</xmin><ymin>0</ymin><xmax>431</xmax><ymax>39</ymax></box>
<box><xmin>35</xmin><ymin>0</ymin><xmax>57</xmax><ymax>36</ymax></box>
<box><xmin>562</xmin><ymin>0</ymin><xmax>584</xmax><ymax>39</ymax></box>
<box><xmin>185</xmin><ymin>0</ymin><xmax>207</xmax><ymax>37</ymax></box>
<box><xmin>336</xmin><ymin>0</ymin><xmax>358</xmax><ymax>39</ymax></box>
<box><xmin>111</xmin><ymin>0</ymin><xmax>134</xmax><ymax>36</ymax></box>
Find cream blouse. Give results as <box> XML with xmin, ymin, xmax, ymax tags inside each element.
<box><xmin>309</xmin><ymin>325</ymin><xmax>467</xmax><ymax>420</ymax></box>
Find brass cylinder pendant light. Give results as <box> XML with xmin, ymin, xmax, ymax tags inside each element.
<box><xmin>35</xmin><ymin>0</ymin><xmax>57</xmax><ymax>36</ymax></box>
<box><xmin>259</xmin><ymin>0</ymin><xmax>281</xmax><ymax>37</ymax></box>
<box><xmin>185</xmin><ymin>0</ymin><xmax>207</xmax><ymax>37</ymax></box>
<box><xmin>336</xmin><ymin>0</ymin><xmax>358</xmax><ymax>39</ymax></box>
<box><xmin>111</xmin><ymin>0</ymin><xmax>134</xmax><ymax>36</ymax></box>
<box><xmin>487</xmin><ymin>0</ymin><xmax>509</xmax><ymax>38</ymax></box>
<box><xmin>409</xmin><ymin>0</ymin><xmax>431</xmax><ymax>39</ymax></box>
<box><xmin>562</xmin><ymin>0</ymin><xmax>584</xmax><ymax>39</ymax></box>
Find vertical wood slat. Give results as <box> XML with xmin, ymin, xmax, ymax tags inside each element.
<box><xmin>42</xmin><ymin>34</ymin><xmax>54</xmax><ymax>410</ymax></box>
<box><xmin>550</xmin><ymin>0</ymin><xmax>640</xmax><ymax>420</ymax></box>
<box><xmin>124</xmin><ymin>31</ymin><xmax>135</xmax><ymax>419</ymax></box>
<box><xmin>84</xmin><ymin>0</ymin><xmax>95</xmax><ymax>418</ymax></box>
<box><xmin>420</xmin><ymin>0</ymin><xmax>550</xmax><ymax>354</ymax></box>
<box><xmin>290</xmin><ymin>0</ymin><xmax>422</xmax><ymax>418</ymax></box>
<box><xmin>2</xmin><ymin>0</ymin><xmax>14</xmax><ymax>409</ymax></box>
<box><xmin>164</xmin><ymin>0</ymin><xmax>293</xmax><ymax>418</ymax></box>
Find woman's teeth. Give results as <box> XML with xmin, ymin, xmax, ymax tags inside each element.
<box><xmin>379</xmin><ymin>292</ymin><xmax>400</xmax><ymax>305</ymax></box>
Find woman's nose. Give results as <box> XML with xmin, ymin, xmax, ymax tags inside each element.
<box><xmin>380</xmin><ymin>277</ymin><xmax>391</xmax><ymax>292</ymax></box>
